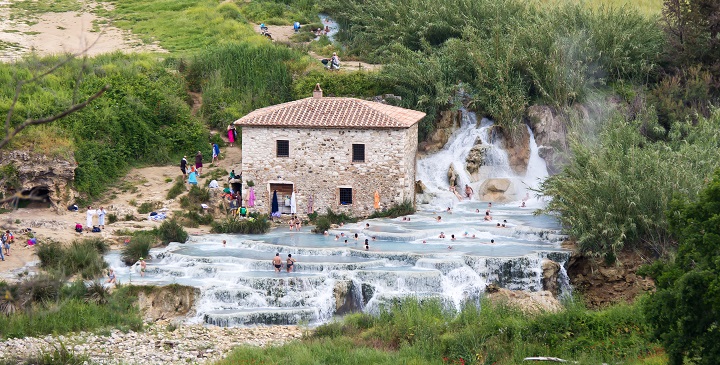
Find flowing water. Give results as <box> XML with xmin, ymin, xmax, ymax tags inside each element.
<box><xmin>105</xmin><ymin>110</ymin><xmax>568</xmax><ymax>326</ymax></box>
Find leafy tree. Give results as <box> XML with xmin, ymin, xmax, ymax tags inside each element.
<box><xmin>641</xmin><ymin>169</ymin><xmax>720</xmax><ymax>365</ymax></box>
<box><xmin>662</xmin><ymin>0</ymin><xmax>720</xmax><ymax>87</ymax></box>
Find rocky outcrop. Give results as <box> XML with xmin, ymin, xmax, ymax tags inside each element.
<box><xmin>567</xmin><ymin>249</ymin><xmax>655</xmax><ymax>309</ymax></box>
<box><xmin>465</xmin><ymin>140</ymin><xmax>489</xmax><ymax>181</ymax></box>
<box><xmin>333</xmin><ymin>280</ymin><xmax>362</xmax><ymax>315</ymax></box>
<box><xmin>500</xmin><ymin>126</ymin><xmax>530</xmax><ymax>175</ymax></box>
<box><xmin>526</xmin><ymin>105</ymin><xmax>568</xmax><ymax>175</ymax></box>
<box><xmin>418</xmin><ymin>110</ymin><xmax>461</xmax><ymax>154</ymax></box>
<box><xmin>485</xmin><ymin>287</ymin><xmax>562</xmax><ymax>314</ymax></box>
<box><xmin>447</xmin><ymin>163</ymin><xmax>461</xmax><ymax>187</ymax></box>
<box><xmin>0</xmin><ymin>150</ymin><xmax>76</xmax><ymax>209</ymax></box>
<box><xmin>478</xmin><ymin>178</ymin><xmax>511</xmax><ymax>202</ymax></box>
<box><xmin>135</xmin><ymin>285</ymin><xmax>199</xmax><ymax>322</ymax></box>
<box><xmin>415</xmin><ymin>180</ymin><xmax>427</xmax><ymax>194</ymax></box>
<box><xmin>541</xmin><ymin>259</ymin><xmax>561</xmax><ymax>296</ymax></box>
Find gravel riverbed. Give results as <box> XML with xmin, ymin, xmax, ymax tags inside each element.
<box><xmin>0</xmin><ymin>321</ymin><xmax>304</xmax><ymax>364</ymax></box>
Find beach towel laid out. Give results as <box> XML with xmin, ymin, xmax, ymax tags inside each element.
<box><xmin>149</xmin><ymin>212</ymin><xmax>167</xmax><ymax>221</ymax></box>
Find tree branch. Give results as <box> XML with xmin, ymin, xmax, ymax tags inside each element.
<box><xmin>0</xmin><ymin>84</ymin><xmax>109</xmax><ymax>150</ymax></box>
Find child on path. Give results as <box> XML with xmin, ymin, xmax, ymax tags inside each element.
<box><xmin>211</xmin><ymin>143</ymin><xmax>220</xmax><ymax>165</ymax></box>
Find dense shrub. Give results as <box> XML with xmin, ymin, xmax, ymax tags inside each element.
<box><xmin>367</xmin><ymin>200</ymin><xmax>415</xmax><ymax>219</ymax></box>
<box><xmin>155</xmin><ymin>218</ymin><xmax>188</xmax><ymax>244</ymax></box>
<box><xmin>322</xmin><ymin>0</ymin><xmax>663</xmax><ymax>136</ymax></box>
<box><xmin>121</xmin><ymin>234</ymin><xmax>154</xmax><ymax>266</ymax></box>
<box><xmin>210</xmin><ymin>215</ymin><xmax>271</xmax><ymax>234</ymax></box>
<box><xmin>36</xmin><ymin>239</ymin><xmax>108</xmax><ymax>278</ymax></box>
<box><xmin>642</xmin><ymin>169</ymin><xmax>720</xmax><ymax>365</ymax></box>
<box><xmin>186</xmin><ymin>43</ymin><xmax>305</xmax><ymax>129</ymax></box>
<box><xmin>137</xmin><ymin>201</ymin><xmax>162</xmax><ymax>214</ymax></box>
<box><xmin>540</xmin><ymin>109</ymin><xmax>720</xmax><ymax>261</ymax></box>
<box><xmin>312</xmin><ymin>216</ymin><xmax>331</xmax><ymax>234</ymax></box>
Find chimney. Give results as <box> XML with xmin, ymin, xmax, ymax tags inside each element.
<box><xmin>313</xmin><ymin>83</ymin><xmax>323</xmax><ymax>98</ymax></box>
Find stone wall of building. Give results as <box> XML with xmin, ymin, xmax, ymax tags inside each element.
<box><xmin>241</xmin><ymin>125</ymin><xmax>418</xmax><ymax>217</ymax></box>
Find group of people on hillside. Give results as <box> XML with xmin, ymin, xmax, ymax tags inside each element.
<box><xmin>77</xmin><ymin>206</ymin><xmax>106</xmax><ymax>233</ymax></box>
<box><xmin>0</xmin><ymin>230</ymin><xmax>14</xmax><ymax>261</ymax></box>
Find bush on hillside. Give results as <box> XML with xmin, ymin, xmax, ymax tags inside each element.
<box><xmin>210</xmin><ymin>215</ymin><xmax>271</xmax><ymax>234</ymax></box>
<box><xmin>36</xmin><ymin>239</ymin><xmax>108</xmax><ymax>279</ymax></box>
<box><xmin>155</xmin><ymin>218</ymin><xmax>188</xmax><ymax>244</ymax></box>
<box><xmin>0</xmin><ymin>53</ymin><xmax>207</xmax><ymax>201</ymax></box>
<box><xmin>540</xmin><ymin>109</ymin><xmax>720</xmax><ymax>261</ymax></box>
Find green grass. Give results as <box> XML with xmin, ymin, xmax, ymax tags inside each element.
<box><xmin>105</xmin><ymin>0</ymin><xmax>265</xmax><ymax>53</ymax></box>
<box><xmin>0</xmin><ymin>283</ymin><xmax>142</xmax><ymax>339</ymax></box>
<box><xmin>9</xmin><ymin>0</ymin><xmax>82</xmax><ymax>16</ymax></box>
<box><xmin>217</xmin><ymin>298</ymin><xmax>661</xmax><ymax>365</ymax></box>
<box><xmin>166</xmin><ymin>176</ymin><xmax>186</xmax><ymax>199</ymax></box>
<box><xmin>36</xmin><ymin>239</ymin><xmax>109</xmax><ymax>279</ymax></box>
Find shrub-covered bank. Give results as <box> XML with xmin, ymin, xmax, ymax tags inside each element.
<box><xmin>0</xmin><ymin>53</ymin><xmax>208</xmax><ymax>201</ymax></box>
<box><xmin>217</xmin><ymin>298</ymin><xmax>663</xmax><ymax>365</ymax></box>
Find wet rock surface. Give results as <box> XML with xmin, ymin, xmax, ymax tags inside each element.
<box><xmin>0</xmin><ymin>322</ymin><xmax>304</xmax><ymax>364</ymax></box>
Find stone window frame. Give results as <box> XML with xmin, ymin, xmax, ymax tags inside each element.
<box><xmin>276</xmin><ymin>140</ymin><xmax>289</xmax><ymax>157</ymax></box>
<box><xmin>351</xmin><ymin>143</ymin><xmax>365</xmax><ymax>163</ymax></box>
<box><xmin>338</xmin><ymin>186</ymin><xmax>353</xmax><ymax>205</ymax></box>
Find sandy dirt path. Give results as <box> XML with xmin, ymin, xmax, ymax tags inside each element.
<box><xmin>0</xmin><ymin>0</ymin><xmax>164</xmax><ymax>62</ymax></box>
<box><xmin>254</xmin><ymin>23</ymin><xmax>381</xmax><ymax>72</ymax></box>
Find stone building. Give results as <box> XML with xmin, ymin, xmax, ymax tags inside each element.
<box><xmin>235</xmin><ymin>86</ymin><xmax>425</xmax><ymax>216</ymax></box>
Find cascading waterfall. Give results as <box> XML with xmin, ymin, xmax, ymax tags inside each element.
<box><xmin>416</xmin><ymin>109</ymin><xmax>549</xmax><ymax>208</ymax></box>
<box><xmin>104</xmin><ymin>109</ymin><xmax>568</xmax><ymax>327</ymax></box>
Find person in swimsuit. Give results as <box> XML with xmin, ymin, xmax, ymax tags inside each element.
<box><xmin>139</xmin><ymin>258</ymin><xmax>147</xmax><ymax>277</ymax></box>
<box><xmin>286</xmin><ymin>254</ymin><xmax>296</xmax><ymax>273</ymax></box>
<box><xmin>364</xmin><ymin>239</ymin><xmax>369</xmax><ymax>251</ymax></box>
<box><xmin>272</xmin><ymin>253</ymin><xmax>282</xmax><ymax>272</ymax></box>
<box><xmin>106</xmin><ymin>269</ymin><xmax>116</xmax><ymax>284</ymax></box>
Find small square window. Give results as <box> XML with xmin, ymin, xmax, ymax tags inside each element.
<box><xmin>339</xmin><ymin>188</ymin><xmax>353</xmax><ymax>205</ymax></box>
<box><xmin>276</xmin><ymin>140</ymin><xmax>289</xmax><ymax>157</ymax></box>
<box><xmin>352</xmin><ymin>144</ymin><xmax>365</xmax><ymax>162</ymax></box>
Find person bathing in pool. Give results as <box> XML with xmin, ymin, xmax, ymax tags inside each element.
<box><xmin>272</xmin><ymin>253</ymin><xmax>282</xmax><ymax>272</ymax></box>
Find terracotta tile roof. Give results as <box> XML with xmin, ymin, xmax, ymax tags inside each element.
<box><xmin>234</xmin><ymin>97</ymin><xmax>426</xmax><ymax>129</ymax></box>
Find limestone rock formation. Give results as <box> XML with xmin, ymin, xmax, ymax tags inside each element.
<box><xmin>334</xmin><ymin>280</ymin><xmax>362</xmax><ymax>315</ymax></box>
<box><xmin>485</xmin><ymin>287</ymin><xmax>562</xmax><ymax>314</ymax></box>
<box><xmin>500</xmin><ymin>126</ymin><xmax>530</xmax><ymax>175</ymax></box>
<box><xmin>478</xmin><ymin>178</ymin><xmax>511</xmax><ymax>202</ymax></box>
<box><xmin>415</xmin><ymin>180</ymin><xmax>427</xmax><ymax>194</ymax></box>
<box><xmin>0</xmin><ymin>150</ymin><xmax>76</xmax><ymax>209</ymax></box>
<box><xmin>541</xmin><ymin>259</ymin><xmax>561</xmax><ymax>296</ymax></box>
<box><xmin>135</xmin><ymin>285</ymin><xmax>199</xmax><ymax>322</ymax></box>
<box><xmin>418</xmin><ymin>110</ymin><xmax>461</xmax><ymax>154</ymax></box>
<box><xmin>465</xmin><ymin>140</ymin><xmax>489</xmax><ymax>182</ymax></box>
<box><xmin>447</xmin><ymin>163</ymin><xmax>461</xmax><ymax>187</ymax></box>
<box><xmin>526</xmin><ymin>105</ymin><xmax>568</xmax><ymax>175</ymax></box>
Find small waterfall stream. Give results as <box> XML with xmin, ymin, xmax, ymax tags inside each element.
<box><xmin>104</xmin><ymin>109</ymin><xmax>567</xmax><ymax>326</ymax></box>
